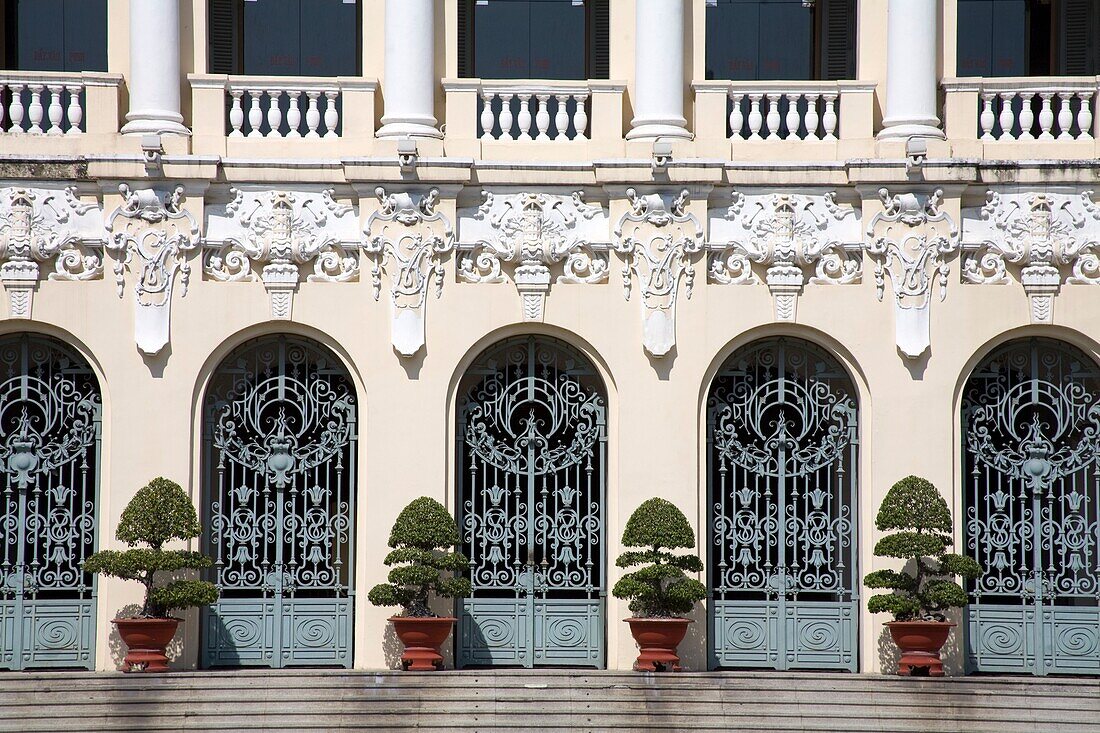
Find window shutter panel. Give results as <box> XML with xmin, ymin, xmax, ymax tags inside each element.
<box><xmin>458</xmin><ymin>0</ymin><xmax>473</xmax><ymax>78</ymax></box>
<box><xmin>208</xmin><ymin>0</ymin><xmax>238</xmax><ymax>74</ymax></box>
<box><xmin>1060</xmin><ymin>0</ymin><xmax>1092</xmax><ymax>75</ymax></box>
<box><xmin>587</xmin><ymin>0</ymin><xmax>610</xmax><ymax>80</ymax></box>
<box><xmin>818</xmin><ymin>0</ymin><xmax>855</xmax><ymax>80</ymax></box>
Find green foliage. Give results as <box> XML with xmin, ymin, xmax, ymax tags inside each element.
<box><xmin>612</xmin><ymin>499</ymin><xmax>706</xmax><ymax>618</ymax></box>
<box><xmin>368</xmin><ymin>497</ymin><xmax>471</xmax><ymax>617</ymax></box>
<box><xmin>865</xmin><ymin>476</ymin><xmax>983</xmax><ymax>622</ymax></box>
<box><xmin>83</xmin><ymin>477</ymin><xmax>218</xmax><ymax>618</ymax></box>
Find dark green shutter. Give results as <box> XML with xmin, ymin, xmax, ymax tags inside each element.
<box><xmin>818</xmin><ymin>0</ymin><xmax>855</xmax><ymax>80</ymax></box>
<box><xmin>208</xmin><ymin>0</ymin><xmax>239</xmax><ymax>74</ymax></box>
<box><xmin>587</xmin><ymin>0</ymin><xmax>610</xmax><ymax>80</ymax></box>
<box><xmin>458</xmin><ymin>0</ymin><xmax>474</xmax><ymax>77</ymax></box>
<box><xmin>1059</xmin><ymin>0</ymin><xmax>1094</xmax><ymax>75</ymax></box>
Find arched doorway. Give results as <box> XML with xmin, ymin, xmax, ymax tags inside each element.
<box><xmin>201</xmin><ymin>335</ymin><xmax>358</xmax><ymax>668</ymax></box>
<box><xmin>0</xmin><ymin>333</ymin><xmax>101</xmax><ymax>670</ymax></box>
<box><xmin>963</xmin><ymin>337</ymin><xmax>1100</xmax><ymax>675</ymax></box>
<box><xmin>707</xmin><ymin>337</ymin><xmax>859</xmax><ymax>671</ymax></box>
<box><xmin>456</xmin><ymin>335</ymin><xmax>607</xmax><ymax>668</ymax></box>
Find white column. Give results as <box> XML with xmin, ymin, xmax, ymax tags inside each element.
<box><xmin>377</xmin><ymin>0</ymin><xmax>442</xmax><ymax>138</ymax></box>
<box><xmin>627</xmin><ymin>0</ymin><xmax>690</xmax><ymax>140</ymax></box>
<box><xmin>878</xmin><ymin>0</ymin><xmax>944</xmax><ymax>139</ymax></box>
<box><xmin>121</xmin><ymin>0</ymin><xmax>189</xmax><ymax>135</ymax></box>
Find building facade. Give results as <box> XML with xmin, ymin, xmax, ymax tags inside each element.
<box><xmin>0</xmin><ymin>0</ymin><xmax>1098</xmax><ymax>676</ymax></box>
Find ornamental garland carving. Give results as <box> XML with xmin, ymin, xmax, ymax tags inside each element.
<box><xmin>105</xmin><ymin>184</ymin><xmax>201</xmax><ymax>356</ymax></box>
<box><xmin>708</xmin><ymin>190</ymin><xmax>861</xmax><ymax>321</ymax></box>
<box><xmin>204</xmin><ymin>188</ymin><xmax>359</xmax><ymax>320</ymax></box>
<box><xmin>865</xmin><ymin>188</ymin><xmax>959</xmax><ymax>360</ymax></box>
<box><xmin>364</xmin><ymin>187</ymin><xmax>455</xmax><ymax>357</ymax></box>
<box><xmin>962</xmin><ymin>190</ymin><xmax>1100</xmax><ymax>324</ymax></box>
<box><xmin>458</xmin><ymin>191</ymin><xmax>608</xmax><ymax>322</ymax></box>
<box><xmin>613</xmin><ymin>188</ymin><xmax>704</xmax><ymax>358</ymax></box>
<box><xmin>0</xmin><ymin>187</ymin><xmax>103</xmax><ymax>319</ymax></box>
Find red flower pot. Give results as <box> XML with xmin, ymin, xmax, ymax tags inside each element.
<box><xmin>113</xmin><ymin>617</ymin><xmax>180</xmax><ymax>673</ymax></box>
<box><xmin>625</xmin><ymin>617</ymin><xmax>692</xmax><ymax>672</ymax></box>
<box><xmin>390</xmin><ymin>616</ymin><xmax>455</xmax><ymax>671</ymax></box>
<box><xmin>887</xmin><ymin>620</ymin><xmax>955</xmax><ymax>676</ymax></box>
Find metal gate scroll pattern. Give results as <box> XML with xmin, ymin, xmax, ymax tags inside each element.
<box><xmin>0</xmin><ymin>334</ymin><xmax>100</xmax><ymax>670</ymax></box>
<box><xmin>708</xmin><ymin>337</ymin><xmax>859</xmax><ymax>671</ymax></box>
<box><xmin>964</xmin><ymin>338</ymin><xmax>1100</xmax><ymax>675</ymax></box>
<box><xmin>457</xmin><ymin>336</ymin><xmax>606</xmax><ymax>668</ymax></box>
<box><xmin>202</xmin><ymin>336</ymin><xmax>357</xmax><ymax>668</ymax></box>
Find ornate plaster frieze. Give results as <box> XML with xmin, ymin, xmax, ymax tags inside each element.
<box><xmin>962</xmin><ymin>190</ymin><xmax>1100</xmax><ymax>324</ymax></box>
<box><xmin>204</xmin><ymin>188</ymin><xmax>359</xmax><ymax>320</ymax></box>
<box><xmin>0</xmin><ymin>187</ymin><xmax>103</xmax><ymax>319</ymax></box>
<box><xmin>105</xmin><ymin>184</ymin><xmax>201</xmax><ymax>356</ymax></box>
<box><xmin>613</xmin><ymin>188</ymin><xmax>704</xmax><ymax>357</ymax></box>
<box><xmin>865</xmin><ymin>188</ymin><xmax>960</xmax><ymax>360</ymax></box>
<box><xmin>708</xmin><ymin>190</ymin><xmax>861</xmax><ymax>321</ymax></box>
<box><xmin>457</xmin><ymin>191</ymin><xmax>608</xmax><ymax>322</ymax></box>
<box><xmin>364</xmin><ymin>187</ymin><xmax>454</xmax><ymax>357</ymax></box>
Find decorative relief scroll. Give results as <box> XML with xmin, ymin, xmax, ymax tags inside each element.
<box><xmin>962</xmin><ymin>190</ymin><xmax>1100</xmax><ymax>324</ymax></box>
<box><xmin>364</xmin><ymin>187</ymin><xmax>454</xmax><ymax>357</ymax></box>
<box><xmin>865</xmin><ymin>188</ymin><xmax>959</xmax><ymax>359</ymax></box>
<box><xmin>613</xmin><ymin>188</ymin><xmax>703</xmax><ymax>357</ymax></box>
<box><xmin>0</xmin><ymin>187</ymin><xmax>103</xmax><ymax>319</ymax></box>
<box><xmin>708</xmin><ymin>191</ymin><xmax>861</xmax><ymax>321</ymax></box>
<box><xmin>204</xmin><ymin>188</ymin><xmax>359</xmax><ymax>320</ymax></box>
<box><xmin>457</xmin><ymin>191</ymin><xmax>608</xmax><ymax>322</ymax></box>
<box><xmin>105</xmin><ymin>185</ymin><xmax>200</xmax><ymax>356</ymax></box>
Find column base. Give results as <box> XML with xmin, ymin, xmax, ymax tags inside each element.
<box><xmin>122</xmin><ymin>112</ymin><xmax>191</xmax><ymax>137</ymax></box>
<box><xmin>626</xmin><ymin>123</ymin><xmax>692</xmax><ymax>141</ymax></box>
<box><xmin>377</xmin><ymin>119</ymin><xmax>443</xmax><ymax>139</ymax></box>
<box><xmin>877</xmin><ymin>122</ymin><xmax>945</xmax><ymax>140</ymax></box>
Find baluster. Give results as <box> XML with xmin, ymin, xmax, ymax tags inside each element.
<box><xmin>0</xmin><ymin>84</ymin><xmax>6</xmax><ymax>132</ymax></box>
<box><xmin>784</xmin><ymin>94</ymin><xmax>801</xmax><ymax>140</ymax></box>
<box><xmin>764</xmin><ymin>93</ymin><xmax>780</xmax><ymax>139</ymax></box>
<box><xmin>228</xmin><ymin>90</ymin><xmax>245</xmax><ymax>137</ymax></box>
<box><xmin>1056</xmin><ymin>93</ymin><xmax>1073</xmax><ymax>139</ymax></box>
<box><xmin>804</xmin><ymin>94</ymin><xmax>820</xmax><ymax>141</ymax></box>
<box><xmin>246</xmin><ymin>89</ymin><xmax>264</xmax><ymax>138</ymax></box>
<box><xmin>573</xmin><ymin>93</ymin><xmax>588</xmax><ymax>140</ymax></box>
<box><xmin>1018</xmin><ymin>94</ymin><xmax>1035</xmax><ymax>140</ymax></box>
<box><xmin>1038</xmin><ymin>92</ymin><xmax>1055</xmax><ymax>140</ymax></box>
<box><xmin>979</xmin><ymin>93</ymin><xmax>996</xmax><ymax>140</ymax></box>
<box><xmin>747</xmin><ymin>94</ymin><xmax>763</xmax><ymax>140</ymax></box>
<box><xmin>66</xmin><ymin>84</ymin><xmax>83</xmax><ymax>134</ymax></box>
<box><xmin>554</xmin><ymin>94</ymin><xmax>570</xmax><ymax>140</ymax></box>
<box><xmin>821</xmin><ymin>93</ymin><xmax>838</xmax><ymax>141</ymax></box>
<box><xmin>27</xmin><ymin>85</ymin><xmax>44</xmax><ymax>134</ymax></box>
<box><xmin>323</xmin><ymin>90</ymin><xmax>339</xmax><ymax>138</ymax></box>
<box><xmin>480</xmin><ymin>91</ymin><xmax>495</xmax><ymax>138</ymax></box>
<box><xmin>997</xmin><ymin>92</ymin><xmax>1014</xmax><ymax>140</ymax></box>
<box><xmin>46</xmin><ymin>85</ymin><xmax>64</xmax><ymax>135</ymax></box>
<box><xmin>304</xmin><ymin>91</ymin><xmax>322</xmax><ymax>138</ymax></box>
<box><xmin>9</xmin><ymin>83</ymin><xmax>25</xmax><ymax>134</ymax></box>
<box><xmin>1076</xmin><ymin>92</ymin><xmax>1093</xmax><ymax>140</ymax></box>
<box><xmin>285</xmin><ymin>91</ymin><xmax>302</xmax><ymax>138</ymax></box>
<box><xmin>499</xmin><ymin>93</ymin><xmax>514</xmax><ymax>140</ymax></box>
<box><xmin>729</xmin><ymin>92</ymin><xmax>744</xmax><ymax>139</ymax></box>
<box><xmin>517</xmin><ymin>95</ymin><xmax>533</xmax><ymax>141</ymax></box>
<box><xmin>534</xmin><ymin>93</ymin><xmax>551</xmax><ymax>141</ymax></box>
<box><xmin>266</xmin><ymin>90</ymin><xmax>283</xmax><ymax>138</ymax></box>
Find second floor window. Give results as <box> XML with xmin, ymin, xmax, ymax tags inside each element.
<box><xmin>958</xmin><ymin>0</ymin><xmax>1098</xmax><ymax>77</ymax></box>
<box><xmin>208</xmin><ymin>0</ymin><xmax>361</xmax><ymax>76</ymax></box>
<box><xmin>1</xmin><ymin>0</ymin><xmax>107</xmax><ymax>72</ymax></box>
<box><xmin>457</xmin><ymin>0</ymin><xmax>610</xmax><ymax>80</ymax></box>
<box><xmin>705</xmin><ymin>0</ymin><xmax>855</xmax><ymax>81</ymax></box>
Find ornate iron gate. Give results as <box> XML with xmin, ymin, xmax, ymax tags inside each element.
<box><xmin>0</xmin><ymin>334</ymin><xmax>100</xmax><ymax>670</ymax></box>
<box><xmin>963</xmin><ymin>338</ymin><xmax>1100</xmax><ymax>675</ymax></box>
<box><xmin>708</xmin><ymin>337</ymin><xmax>859</xmax><ymax>671</ymax></box>
<box><xmin>456</xmin><ymin>336</ymin><xmax>606</xmax><ymax>668</ymax></box>
<box><xmin>202</xmin><ymin>335</ymin><xmax>357</xmax><ymax>668</ymax></box>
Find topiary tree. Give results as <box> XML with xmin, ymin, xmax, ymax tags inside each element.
<box><xmin>368</xmin><ymin>497</ymin><xmax>471</xmax><ymax>617</ymax></box>
<box><xmin>84</xmin><ymin>477</ymin><xmax>219</xmax><ymax>617</ymax></box>
<box><xmin>864</xmin><ymin>475</ymin><xmax>982</xmax><ymax>621</ymax></box>
<box><xmin>612</xmin><ymin>498</ymin><xmax>707</xmax><ymax>618</ymax></box>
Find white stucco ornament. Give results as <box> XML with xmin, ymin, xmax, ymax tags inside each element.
<box><xmin>204</xmin><ymin>188</ymin><xmax>359</xmax><ymax>320</ymax></box>
<box><xmin>708</xmin><ymin>190</ymin><xmax>861</xmax><ymax>321</ymax></box>
<box><xmin>865</xmin><ymin>188</ymin><xmax>959</xmax><ymax>359</ymax></box>
<box><xmin>614</xmin><ymin>188</ymin><xmax>704</xmax><ymax>357</ymax></box>
<box><xmin>458</xmin><ymin>191</ymin><xmax>608</xmax><ymax>322</ymax></box>
<box><xmin>962</xmin><ymin>190</ymin><xmax>1100</xmax><ymax>324</ymax></box>
<box><xmin>0</xmin><ymin>186</ymin><xmax>103</xmax><ymax>319</ymax></box>
<box><xmin>106</xmin><ymin>184</ymin><xmax>201</xmax><ymax>355</ymax></box>
<box><xmin>364</xmin><ymin>187</ymin><xmax>454</xmax><ymax>357</ymax></box>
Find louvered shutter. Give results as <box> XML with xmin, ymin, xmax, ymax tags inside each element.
<box><xmin>587</xmin><ymin>0</ymin><xmax>610</xmax><ymax>80</ymax></box>
<box><xmin>458</xmin><ymin>0</ymin><xmax>474</xmax><ymax>77</ymax></box>
<box><xmin>1059</xmin><ymin>0</ymin><xmax>1094</xmax><ymax>75</ymax></box>
<box><xmin>208</xmin><ymin>0</ymin><xmax>238</xmax><ymax>74</ymax></box>
<box><xmin>818</xmin><ymin>0</ymin><xmax>855</xmax><ymax>80</ymax></box>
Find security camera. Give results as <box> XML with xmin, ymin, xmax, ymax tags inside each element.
<box><xmin>397</xmin><ymin>138</ymin><xmax>418</xmax><ymax>172</ymax></box>
<box><xmin>141</xmin><ymin>134</ymin><xmax>163</xmax><ymax>171</ymax></box>
<box><xmin>905</xmin><ymin>137</ymin><xmax>927</xmax><ymax>175</ymax></box>
<box><xmin>652</xmin><ymin>139</ymin><xmax>673</xmax><ymax>172</ymax></box>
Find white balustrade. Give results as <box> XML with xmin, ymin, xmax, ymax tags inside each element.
<box><xmin>1</xmin><ymin>74</ymin><xmax>88</xmax><ymax>135</ymax></box>
<box><xmin>945</xmin><ymin>78</ymin><xmax>1096</xmax><ymax>141</ymax></box>
<box><xmin>477</xmin><ymin>84</ymin><xmax>592</xmax><ymax>141</ymax></box>
<box><xmin>727</xmin><ymin>87</ymin><xmax>842</xmax><ymax>141</ymax></box>
<box><xmin>227</xmin><ymin>82</ymin><xmax>341</xmax><ymax>139</ymax></box>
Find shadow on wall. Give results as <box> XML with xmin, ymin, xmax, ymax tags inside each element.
<box><xmin>382</xmin><ymin>619</ymin><xmax>404</xmax><ymax>670</ymax></box>
<box><xmin>678</xmin><ymin>603</ymin><xmax>707</xmax><ymax>671</ymax></box>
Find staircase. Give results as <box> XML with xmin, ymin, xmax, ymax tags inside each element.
<box><xmin>0</xmin><ymin>669</ymin><xmax>1097</xmax><ymax>732</ymax></box>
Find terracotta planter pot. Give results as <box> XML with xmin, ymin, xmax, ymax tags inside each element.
<box><xmin>625</xmin><ymin>617</ymin><xmax>692</xmax><ymax>672</ymax></box>
<box><xmin>113</xmin><ymin>617</ymin><xmax>180</xmax><ymax>673</ymax></box>
<box><xmin>390</xmin><ymin>616</ymin><xmax>455</xmax><ymax>671</ymax></box>
<box><xmin>887</xmin><ymin>620</ymin><xmax>955</xmax><ymax>676</ymax></box>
